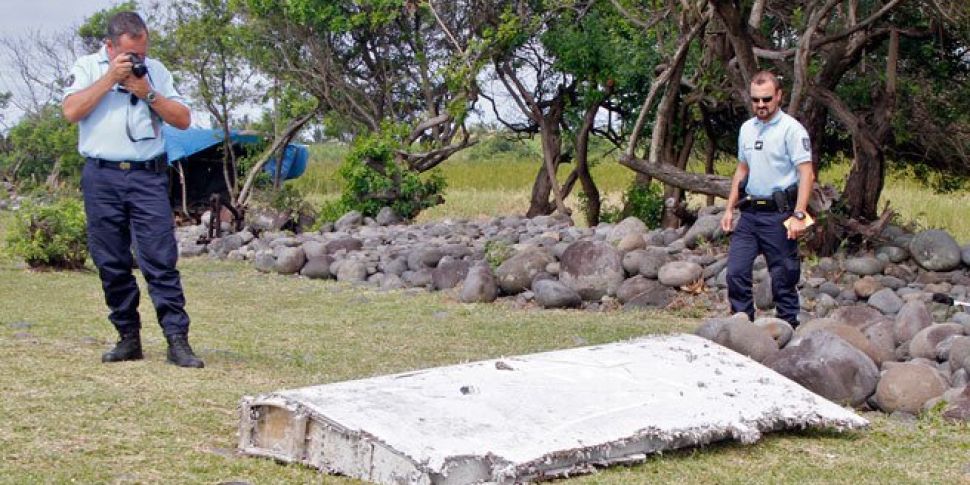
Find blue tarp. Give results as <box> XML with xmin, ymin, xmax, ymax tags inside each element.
<box><xmin>162</xmin><ymin>125</ymin><xmax>307</xmax><ymax>180</ymax></box>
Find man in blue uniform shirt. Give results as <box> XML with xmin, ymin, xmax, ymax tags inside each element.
<box><xmin>720</xmin><ymin>71</ymin><xmax>815</xmax><ymax>327</ymax></box>
<box><xmin>63</xmin><ymin>11</ymin><xmax>203</xmax><ymax>368</ymax></box>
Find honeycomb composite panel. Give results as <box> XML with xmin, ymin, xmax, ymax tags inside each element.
<box><xmin>238</xmin><ymin>333</ymin><xmax>867</xmax><ymax>484</ymax></box>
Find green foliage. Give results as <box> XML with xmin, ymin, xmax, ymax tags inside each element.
<box><xmin>465</xmin><ymin>134</ymin><xmax>537</xmax><ymax>160</ymax></box>
<box><xmin>315</xmin><ymin>198</ymin><xmax>348</xmax><ymax>225</ymax></box>
<box><xmin>483</xmin><ymin>239</ymin><xmax>513</xmax><ymax>270</ymax></box>
<box><xmin>77</xmin><ymin>1</ymin><xmax>138</xmax><ymax>52</ymax></box>
<box><xmin>5</xmin><ymin>198</ymin><xmax>87</xmax><ymax>269</ymax></box>
<box><xmin>1</xmin><ymin>105</ymin><xmax>82</xmax><ymax>187</ymax></box>
<box><xmin>622</xmin><ymin>181</ymin><xmax>664</xmax><ymax>229</ymax></box>
<box><xmin>336</xmin><ymin>127</ymin><xmax>446</xmax><ymax>220</ymax></box>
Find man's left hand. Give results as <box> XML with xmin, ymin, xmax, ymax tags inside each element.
<box><xmin>121</xmin><ymin>76</ymin><xmax>152</xmax><ymax>101</ymax></box>
<box><xmin>785</xmin><ymin>217</ymin><xmax>807</xmax><ymax>240</ymax></box>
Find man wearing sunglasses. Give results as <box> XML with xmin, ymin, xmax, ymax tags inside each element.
<box><xmin>720</xmin><ymin>71</ymin><xmax>815</xmax><ymax>329</ymax></box>
<box><xmin>63</xmin><ymin>11</ymin><xmax>203</xmax><ymax>368</ymax></box>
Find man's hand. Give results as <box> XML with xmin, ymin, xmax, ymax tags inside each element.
<box><xmin>720</xmin><ymin>210</ymin><xmax>734</xmax><ymax>233</ymax></box>
<box><xmin>107</xmin><ymin>52</ymin><xmax>134</xmax><ymax>84</ymax></box>
<box><xmin>785</xmin><ymin>217</ymin><xmax>807</xmax><ymax>240</ymax></box>
<box><xmin>121</xmin><ymin>75</ymin><xmax>152</xmax><ymax>100</ymax></box>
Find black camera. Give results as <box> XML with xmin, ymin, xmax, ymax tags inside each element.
<box><xmin>128</xmin><ymin>53</ymin><xmax>147</xmax><ymax>78</ymax></box>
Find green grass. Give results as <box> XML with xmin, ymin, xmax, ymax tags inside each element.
<box><xmin>0</xmin><ymin>210</ymin><xmax>968</xmax><ymax>483</ymax></box>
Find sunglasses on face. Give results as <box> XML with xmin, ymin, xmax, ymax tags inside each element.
<box><xmin>751</xmin><ymin>96</ymin><xmax>774</xmax><ymax>104</ymax></box>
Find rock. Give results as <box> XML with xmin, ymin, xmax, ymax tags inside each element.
<box><xmin>637</xmin><ymin>248</ymin><xmax>671</xmax><ymax>279</ymax></box>
<box><xmin>336</xmin><ymin>260</ymin><xmax>368</xmax><ymax>282</ymax></box>
<box><xmin>494</xmin><ymin>248</ymin><xmax>555</xmax><ymax>295</ymax></box>
<box><xmin>941</xmin><ymin>386</ymin><xmax>970</xmax><ymax>422</ymax></box>
<box><xmin>681</xmin><ymin>215</ymin><xmax>722</xmax><ymax>249</ymax></box>
<box><xmin>622</xmin><ymin>250</ymin><xmax>648</xmax><ymax>276</ymax></box>
<box><xmin>908</xmin><ymin>323</ymin><xmax>965</xmax><ymax>360</ymax></box>
<box><xmin>695</xmin><ymin>314</ymin><xmax>747</xmax><ymax>341</ymax></box>
<box><xmin>616</xmin><ymin>276</ymin><xmax>661</xmax><ymax>305</ymax></box>
<box><xmin>274</xmin><ymin>246</ymin><xmax>306</xmax><ymax>275</ymax></box>
<box><xmin>605</xmin><ymin>217</ymin><xmax>647</xmax><ymax>245</ymax></box>
<box><xmin>657</xmin><ymin>261</ymin><xmax>703</xmax><ymax>288</ymax></box>
<box><xmin>253</xmin><ymin>251</ymin><xmax>276</xmax><ymax>273</ymax></box>
<box><xmin>407</xmin><ymin>247</ymin><xmax>444</xmax><ymax>271</ymax></box>
<box><xmin>616</xmin><ymin>233</ymin><xmax>646</xmax><ymax>252</ymax></box>
<box><xmin>962</xmin><ymin>244</ymin><xmax>970</xmax><ymax>267</ymax></box>
<box><xmin>862</xmin><ymin>320</ymin><xmax>897</xmax><ymax>366</ymax></box>
<box><xmin>300</xmin><ymin>256</ymin><xmax>334</xmax><ymax>279</ymax></box>
<box><xmin>948</xmin><ymin>337</ymin><xmax>970</xmax><ymax>374</ymax></box>
<box><xmin>853</xmin><ymin>276</ymin><xmax>883</xmax><ymax>299</ymax></box>
<box><xmin>380</xmin><ymin>254</ymin><xmax>409</xmax><ymax>276</ymax></box>
<box><xmin>876</xmin><ymin>245</ymin><xmax>909</xmax><ymax>264</ymax></box>
<box><xmin>874</xmin><ymin>363</ymin><xmax>948</xmax><ymax>414</ymax></box>
<box><xmin>868</xmin><ymin>288</ymin><xmax>903</xmax><ymax>314</ymax></box>
<box><xmin>883</xmin><ymin>263</ymin><xmax>916</xmax><ymax>283</ymax></box>
<box><xmin>533</xmin><ymin>279</ymin><xmax>582</xmax><ymax>309</ymax></box>
<box><xmin>754</xmin><ymin>279</ymin><xmax>773</xmax><ymax>310</ymax></box>
<box><xmin>828</xmin><ymin>305</ymin><xmax>887</xmax><ymax>331</ymax></box>
<box><xmin>334</xmin><ymin>210</ymin><xmax>363</xmax><ymax>231</ymax></box>
<box><xmin>894</xmin><ymin>300</ymin><xmax>933</xmax><ymax>345</ymax></box>
<box><xmin>432</xmin><ymin>257</ymin><xmax>471</xmax><ymax>291</ymax></box>
<box><xmin>622</xmin><ymin>286</ymin><xmax>675</xmax><ymax>310</ymax></box>
<box><xmin>459</xmin><ymin>264</ymin><xmax>499</xmax><ymax>303</ymax></box>
<box><xmin>376</xmin><ymin>207</ymin><xmax>402</xmax><ymax>226</ymax></box>
<box><xmin>715</xmin><ymin>320</ymin><xmax>779</xmax><ymax>363</ymax></box>
<box><xmin>909</xmin><ymin>229</ymin><xmax>962</xmax><ymax>271</ymax></box>
<box><xmin>753</xmin><ymin>317</ymin><xmax>794</xmax><ymax>348</ymax></box>
<box><xmin>402</xmin><ymin>269</ymin><xmax>433</xmax><ymax>288</ymax></box>
<box><xmin>800</xmin><ymin>321</ymin><xmax>883</xmax><ymax>365</ymax></box>
<box><xmin>765</xmin><ymin>331</ymin><xmax>879</xmax><ymax>407</ymax></box>
<box><xmin>380</xmin><ymin>273</ymin><xmax>405</xmax><ymax>291</ymax></box>
<box><xmin>558</xmin><ymin>240</ymin><xmax>625</xmax><ymax>300</ymax></box>
<box><xmin>325</xmin><ymin>237</ymin><xmax>363</xmax><ymax>255</ymax></box>
<box><xmin>844</xmin><ymin>256</ymin><xmax>886</xmax><ymax>276</ymax></box>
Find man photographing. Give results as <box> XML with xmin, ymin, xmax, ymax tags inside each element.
<box><xmin>720</xmin><ymin>71</ymin><xmax>815</xmax><ymax>328</ymax></box>
<box><xmin>63</xmin><ymin>11</ymin><xmax>203</xmax><ymax>368</ymax></box>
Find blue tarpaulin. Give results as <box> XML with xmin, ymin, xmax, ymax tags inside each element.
<box><xmin>162</xmin><ymin>126</ymin><xmax>307</xmax><ymax>180</ymax></box>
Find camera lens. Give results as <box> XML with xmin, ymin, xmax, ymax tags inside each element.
<box><xmin>128</xmin><ymin>53</ymin><xmax>147</xmax><ymax>78</ymax></box>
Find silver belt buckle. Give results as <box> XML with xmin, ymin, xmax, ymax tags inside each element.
<box><xmin>119</xmin><ymin>162</ymin><xmax>131</xmax><ymax>170</ymax></box>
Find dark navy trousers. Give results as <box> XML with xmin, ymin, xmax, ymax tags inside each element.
<box><xmin>81</xmin><ymin>159</ymin><xmax>190</xmax><ymax>337</ymax></box>
<box><xmin>726</xmin><ymin>210</ymin><xmax>800</xmax><ymax>325</ymax></box>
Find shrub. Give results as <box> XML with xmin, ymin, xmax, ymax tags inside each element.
<box><xmin>580</xmin><ymin>181</ymin><xmax>664</xmax><ymax>228</ymax></box>
<box><xmin>484</xmin><ymin>239</ymin><xmax>514</xmax><ymax>269</ymax></box>
<box><xmin>337</xmin><ymin>127</ymin><xmax>447</xmax><ymax>220</ymax></box>
<box><xmin>5</xmin><ymin>197</ymin><xmax>87</xmax><ymax>269</ymax></box>
<box><xmin>622</xmin><ymin>181</ymin><xmax>664</xmax><ymax>229</ymax></box>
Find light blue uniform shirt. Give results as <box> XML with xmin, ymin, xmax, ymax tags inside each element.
<box><xmin>63</xmin><ymin>46</ymin><xmax>186</xmax><ymax>162</ymax></box>
<box><xmin>737</xmin><ymin>109</ymin><xmax>811</xmax><ymax>197</ymax></box>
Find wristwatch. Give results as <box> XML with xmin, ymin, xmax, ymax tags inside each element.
<box><xmin>792</xmin><ymin>210</ymin><xmax>807</xmax><ymax>220</ymax></box>
<box><xmin>145</xmin><ymin>90</ymin><xmax>158</xmax><ymax>104</ymax></box>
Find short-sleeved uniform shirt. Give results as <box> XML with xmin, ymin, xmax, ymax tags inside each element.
<box><xmin>737</xmin><ymin>109</ymin><xmax>812</xmax><ymax>197</ymax></box>
<box><xmin>63</xmin><ymin>45</ymin><xmax>185</xmax><ymax>162</ymax></box>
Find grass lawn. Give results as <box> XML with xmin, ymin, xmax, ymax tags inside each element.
<box><xmin>0</xmin><ymin>212</ymin><xmax>968</xmax><ymax>483</ymax></box>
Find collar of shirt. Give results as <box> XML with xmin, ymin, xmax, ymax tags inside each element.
<box><xmin>98</xmin><ymin>45</ymin><xmax>110</xmax><ymax>64</ymax></box>
<box><xmin>754</xmin><ymin>109</ymin><xmax>785</xmax><ymax>128</ymax></box>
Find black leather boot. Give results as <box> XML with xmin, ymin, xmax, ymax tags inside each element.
<box><xmin>102</xmin><ymin>332</ymin><xmax>143</xmax><ymax>363</ymax></box>
<box><xmin>166</xmin><ymin>334</ymin><xmax>204</xmax><ymax>368</ymax></box>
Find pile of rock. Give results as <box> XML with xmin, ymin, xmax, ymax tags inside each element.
<box><xmin>175</xmin><ymin>206</ymin><xmax>970</xmax><ymax>420</ymax></box>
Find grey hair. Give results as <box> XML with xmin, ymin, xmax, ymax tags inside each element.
<box><xmin>106</xmin><ymin>11</ymin><xmax>148</xmax><ymax>43</ymax></box>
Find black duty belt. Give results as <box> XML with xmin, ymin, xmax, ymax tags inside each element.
<box><xmin>739</xmin><ymin>197</ymin><xmax>780</xmax><ymax>212</ymax></box>
<box><xmin>88</xmin><ymin>154</ymin><xmax>168</xmax><ymax>172</ymax></box>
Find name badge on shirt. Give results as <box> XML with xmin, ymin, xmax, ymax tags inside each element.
<box><xmin>754</xmin><ymin>140</ymin><xmax>763</xmax><ymax>150</ymax></box>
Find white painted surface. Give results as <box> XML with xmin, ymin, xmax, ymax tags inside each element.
<box><xmin>240</xmin><ymin>334</ymin><xmax>867</xmax><ymax>483</ymax></box>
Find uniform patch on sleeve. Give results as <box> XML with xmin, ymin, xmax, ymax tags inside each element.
<box><xmin>802</xmin><ymin>137</ymin><xmax>810</xmax><ymax>151</ymax></box>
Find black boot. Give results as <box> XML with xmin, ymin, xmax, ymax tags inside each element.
<box><xmin>102</xmin><ymin>332</ymin><xmax>143</xmax><ymax>363</ymax></box>
<box><xmin>166</xmin><ymin>334</ymin><xmax>204</xmax><ymax>368</ymax></box>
